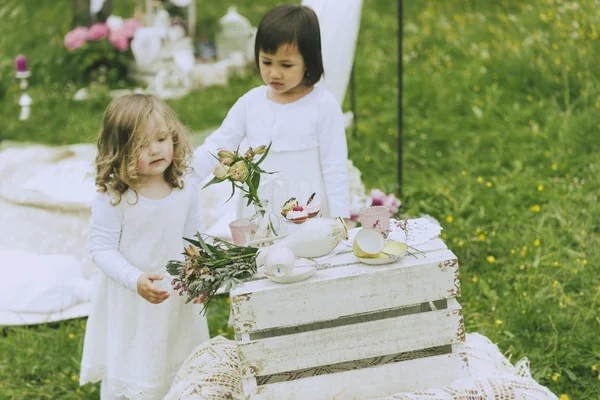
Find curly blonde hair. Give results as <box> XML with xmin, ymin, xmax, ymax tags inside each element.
<box><xmin>95</xmin><ymin>94</ymin><xmax>192</xmax><ymax>204</ymax></box>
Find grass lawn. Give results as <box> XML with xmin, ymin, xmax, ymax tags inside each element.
<box><xmin>1</xmin><ymin>0</ymin><xmax>599</xmax><ymax>399</ymax></box>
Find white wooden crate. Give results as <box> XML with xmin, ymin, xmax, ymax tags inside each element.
<box><xmin>230</xmin><ymin>238</ymin><xmax>468</xmax><ymax>399</ymax></box>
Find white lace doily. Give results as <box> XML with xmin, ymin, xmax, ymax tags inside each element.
<box><xmin>164</xmin><ymin>333</ymin><xmax>557</xmax><ymax>400</ymax></box>
<box><xmin>387</xmin><ymin>217</ymin><xmax>443</xmax><ymax>246</ymax></box>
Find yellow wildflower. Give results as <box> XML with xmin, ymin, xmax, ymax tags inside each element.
<box><xmin>487</xmin><ymin>255</ymin><xmax>496</xmax><ymax>263</ymax></box>
<box><xmin>478</xmin><ymin>233</ymin><xmax>486</xmax><ymax>241</ymax></box>
<box><xmin>477</xmin><ymin>176</ymin><xmax>484</xmax><ymax>183</ymax></box>
<box><xmin>531</xmin><ymin>205</ymin><xmax>541</xmax><ymax>212</ymax></box>
<box><xmin>495</xmin><ymin>319</ymin><xmax>503</xmax><ymax>325</ymax></box>
<box><xmin>551</xmin><ymin>163</ymin><xmax>557</xmax><ymax>171</ymax></box>
<box><xmin>486</xmin><ymin>181</ymin><xmax>492</xmax><ymax>187</ymax></box>
<box><xmin>68</xmin><ymin>333</ymin><xmax>75</xmax><ymax>339</ymax></box>
<box><xmin>553</xmin><ymin>280</ymin><xmax>559</xmax><ymax>288</ymax></box>
<box><xmin>560</xmin><ymin>394</ymin><xmax>568</xmax><ymax>400</ymax></box>
<box><xmin>472</xmin><ymin>276</ymin><xmax>478</xmax><ymax>283</ymax></box>
<box><xmin>534</xmin><ymin>239</ymin><xmax>540</xmax><ymax>247</ymax></box>
<box><xmin>552</xmin><ymin>372</ymin><xmax>561</xmax><ymax>382</ymax></box>
<box><xmin>553</xmin><ymin>261</ymin><xmax>559</xmax><ymax>267</ymax></box>
<box><xmin>583</xmin><ymin>259</ymin><xmax>587</xmax><ymax>265</ymax></box>
<box><xmin>522</xmin><ymin>310</ymin><xmax>526</xmax><ymax>314</ymax></box>
<box><xmin>519</xmin><ymin>265</ymin><xmax>525</xmax><ymax>270</ymax></box>
<box><xmin>461</xmin><ymin>170</ymin><xmax>467</xmax><ymax>175</ymax></box>
<box><xmin>527</xmin><ymin>95</ymin><xmax>533</xmax><ymax>102</ymax></box>
<box><xmin>71</xmin><ymin>375</ymin><xmax>78</xmax><ymax>382</ymax></box>
<box><xmin>44</xmin><ymin>379</ymin><xmax>50</xmax><ymax>384</ymax></box>
<box><xmin>446</xmin><ymin>216</ymin><xmax>453</xmax><ymax>223</ymax></box>
<box><xmin>538</xmin><ymin>185</ymin><xmax>544</xmax><ymax>191</ymax></box>
<box><xmin>592</xmin><ymin>364</ymin><xmax>597</xmax><ymax>371</ymax></box>
<box><xmin>458</xmin><ymin>240</ymin><xmax>464</xmax><ymax>247</ymax></box>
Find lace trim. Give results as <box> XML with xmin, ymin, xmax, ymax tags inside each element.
<box><xmin>80</xmin><ymin>363</ymin><xmax>181</xmax><ymax>400</ymax></box>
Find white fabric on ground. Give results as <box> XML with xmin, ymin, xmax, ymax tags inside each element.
<box><xmin>163</xmin><ymin>333</ymin><xmax>558</xmax><ymax>400</ymax></box>
<box><xmin>0</xmin><ymin>144</ymin><xmax>234</xmax><ymax>326</ymax></box>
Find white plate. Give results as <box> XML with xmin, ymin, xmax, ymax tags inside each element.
<box><xmin>259</xmin><ymin>258</ymin><xmax>317</xmax><ymax>284</ymax></box>
<box><xmin>356</xmin><ymin>255</ymin><xmax>404</xmax><ymax>265</ymax></box>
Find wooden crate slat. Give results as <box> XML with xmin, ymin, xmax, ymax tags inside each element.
<box><xmin>238</xmin><ymin>299</ymin><xmax>464</xmax><ymax>377</ymax></box>
<box><xmin>247</xmin><ymin>344</ymin><xmax>469</xmax><ymax>400</ymax></box>
<box><xmin>231</xmin><ymin>249</ymin><xmax>460</xmax><ymax>334</ymax></box>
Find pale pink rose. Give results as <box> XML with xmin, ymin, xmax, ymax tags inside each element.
<box><xmin>370</xmin><ymin>189</ymin><xmax>387</xmax><ymax>207</ymax></box>
<box><xmin>109</xmin><ymin>30</ymin><xmax>129</xmax><ymax>52</ymax></box>
<box><xmin>86</xmin><ymin>23</ymin><xmax>109</xmax><ymax>40</ymax></box>
<box><xmin>384</xmin><ymin>193</ymin><xmax>401</xmax><ymax>215</ymax></box>
<box><xmin>64</xmin><ymin>27</ymin><xmax>89</xmax><ymax>51</ymax></box>
<box><xmin>121</xmin><ymin>18</ymin><xmax>142</xmax><ymax>38</ymax></box>
<box><xmin>350</xmin><ymin>209</ymin><xmax>360</xmax><ymax>222</ymax></box>
<box><xmin>370</xmin><ymin>189</ymin><xmax>401</xmax><ymax>215</ymax></box>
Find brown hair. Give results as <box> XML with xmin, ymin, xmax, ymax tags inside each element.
<box><xmin>254</xmin><ymin>4</ymin><xmax>324</xmax><ymax>86</ymax></box>
<box><xmin>94</xmin><ymin>94</ymin><xmax>192</xmax><ymax>204</ymax></box>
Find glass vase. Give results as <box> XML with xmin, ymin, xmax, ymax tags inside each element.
<box><xmin>249</xmin><ymin>200</ymin><xmax>283</xmax><ymax>246</ymax></box>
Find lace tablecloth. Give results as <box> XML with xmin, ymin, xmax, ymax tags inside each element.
<box><xmin>164</xmin><ymin>333</ymin><xmax>557</xmax><ymax>400</ymax></box>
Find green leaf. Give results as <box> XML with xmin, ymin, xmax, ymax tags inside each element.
<box><xmin>201</xmin><ymin>175</ymin><xmax>224</xmax><ymax>190</ymax></box>
<box><xmin>564</xmin><ymin>369</ymin><xmax>577</xmax><ymax>381</ymax></box>
<box><xmin>254</xmin><ymin>142</ymin><xmax>272</xmax><ymax>166</ymax></box>
<box><xmin>195</xmin><ymin>234</ymin><xmax>214</xmax><ymax>256</ymax></box>
<box><xmin>225</xmin><ymin>181</ymin><xmax>236</xmax><ymax>203</ymax></box>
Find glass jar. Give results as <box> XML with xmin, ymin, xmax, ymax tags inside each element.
<box><xmin>249</xmin><ymin>200</ymin><xmax>284</xmax><ymax>246</ymax></box>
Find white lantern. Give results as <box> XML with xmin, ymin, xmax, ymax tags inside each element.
<box><xmin>215</xmin><ymin>6</ymin><xmax>253</xmax><ymax>63</ymax></box>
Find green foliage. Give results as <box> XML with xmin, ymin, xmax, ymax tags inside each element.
<box><xmin>62</xmin><ymin>39</ymin><xmax>133</xmax><ymax>86</ymax></box>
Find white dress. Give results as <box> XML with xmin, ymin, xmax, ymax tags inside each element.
<box><xmin>80</xmin><ymin>184</ymin><xmax>210</xmax><ymax>400</ymax></box>
<box><xmin>192</xmin><ymin>85</ymin><xmax>351</xmax><ymax>219</ymax></box>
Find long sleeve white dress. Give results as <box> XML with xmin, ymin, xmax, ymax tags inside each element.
<box><xmin>79</xmin><ymin>182</ymin><xmax>210</xmax><ymax>400</ymax></box>
<box><xmin>192</xmin><ymin>85</ymin><xmax>351</xmax><ymax>219</ymax></box>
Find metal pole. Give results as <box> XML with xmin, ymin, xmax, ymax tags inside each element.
<box><xmin>350</xmin><ymin>62</ymin><xmax>357</xmax><ymax>138</ymax></box>
<box><xmin>397</xmin><ymin>0</ymin><xmax>403</xmax><ymax>195</ymax></box>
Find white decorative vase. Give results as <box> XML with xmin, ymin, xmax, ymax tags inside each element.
<box><xmin>246</xmin><ymin>217</ymin><xmax>348</xmax><ymax>258</ymax></box>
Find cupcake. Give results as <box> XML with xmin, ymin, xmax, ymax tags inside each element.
<box><xmin>286</xmin><ymin>207</ymin><xmax>309</xmax><ymax>224</ymax></box>
<box><xmin>305</xmin><ymin>201</ymin><xmax>321</xmax><ymax>218</ymax></box>
<box><xmin>280</xmin><ymin>197</ymin><xmax>299</xmax><ymax>217</ymax></box>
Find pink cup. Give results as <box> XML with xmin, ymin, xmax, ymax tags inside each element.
<box><xmin>359</xmin><ymin>206</ymin><xmax>390</xmax><ymax>236</ymax></box>
<box><xmin>229</xmin><ymin>218</ymin><xmax>252</xmax><ymax>246</ymax></box>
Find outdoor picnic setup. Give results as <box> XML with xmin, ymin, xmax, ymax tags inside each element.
<box><xmin>1</xmin><ymin>0</ymin><xmax>598</xmax><ymax>399</ymax></box>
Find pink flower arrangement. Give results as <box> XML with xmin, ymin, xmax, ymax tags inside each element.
<box><xmin>371</xmin><ymin>189</ymin><xmax>401</xmax><ymax>215</ymax></box>
<box><xmin>109</xmin><ymin>29</ymin><xmax>130</xmax><ymax>52</ymax></box>
<box><xmin>86</xmin><ymin>23</ymin><xmax>109</xmax><ymax>41</ymax></box>
<box><xmin>349</xmin><ymin>188</ymin><xmax>402</xmax><ymax>222</ymax></box>
<box><xmin>64</xmin><ymin>27</ymin><xmax>89</xmax><ymax>51</ymax></box>
<box><xmin>64</xmin><ymin>18</ymin><xmax>141</xmax><ymax>52</ymax></box>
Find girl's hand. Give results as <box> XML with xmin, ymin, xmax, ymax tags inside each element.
<box><xmin>137</xmin><ymin>273</ymin><xmax>170</xmax><ymax>304</ymax></box>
